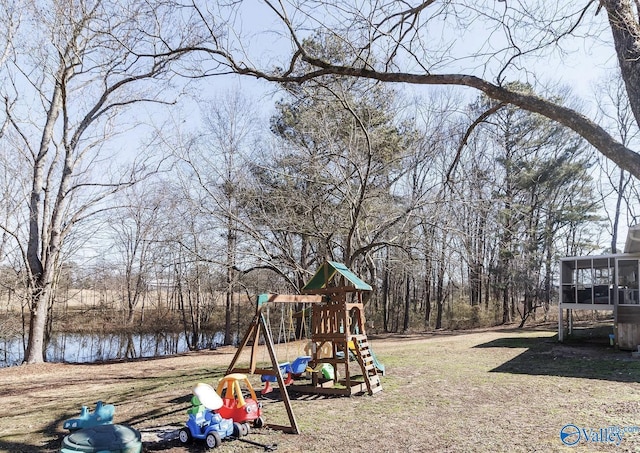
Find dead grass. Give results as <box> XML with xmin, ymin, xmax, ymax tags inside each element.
<box><xmin>2</xmin><ymin>325</ymin><xmax>640</xmax><ymax>452</ymax></box>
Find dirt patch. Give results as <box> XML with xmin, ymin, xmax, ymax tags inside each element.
<box><xmin>2</xmin><ymin>325</ymin><xmax>640</xmax><ymax>452</ymax></box>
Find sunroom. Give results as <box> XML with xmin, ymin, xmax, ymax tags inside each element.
<box><xmin>558</xmin><ymin>225</ymin><xmax>640</xmax><ymax>350</ymax></box>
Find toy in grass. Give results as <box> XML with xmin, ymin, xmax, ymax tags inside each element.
<box><xmin>216</xmin><ymin>373</ymin><xmax>264</xmax><ymax>429</ymax></box>
<box><xmin>261</xmin><ymin>356</ymin><xmax>314</xmax><ymax>394</ymax></box>
<box><xmin>63</xmin><ymin>401</ymin><xmax>115</xmax><ymax>432</ymax></box>
<box><xmin>60</xmin><ymin>424</ymin><xmax>141</xmax><ymax>453</ymax></box>
<box><xmin>61</xmin><ymin>402</ymin><xmax>141</xmax><ymax>453</ymax></box>
<box><xmin>179</xmin><ymin>382</ymin><xmax>247</xmax><ymax>449</ymax></box>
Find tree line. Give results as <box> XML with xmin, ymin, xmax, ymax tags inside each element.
<box><xmin>1</xmin><ymin>0</ymin><xmax>639</xmax><ymax>364</ymax></box>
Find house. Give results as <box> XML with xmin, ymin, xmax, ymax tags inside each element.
<box><xmin>559</xmin><ymin>225</ymin><xmax>640</xmax><ymax>350</ymax></box>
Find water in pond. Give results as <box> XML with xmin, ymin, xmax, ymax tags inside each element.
<box><xmin>0</xmin><ymin>330</ymin><xmax>231</xmax><ymax>368</ymax></box>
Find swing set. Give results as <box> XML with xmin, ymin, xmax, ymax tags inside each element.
<box><xmin>224</xmin><ymin>261</ymin><xmax>384</xmax><ymax>434</ymax></box>
<box><xmin>259</xmin><ymin>303</ymin><xmax>313</xmax><ymax>395</ymax></box>
<box><xmin>224</xmin><ymin>293</ymin><xmax>323</xmax><ymax>434</ymax></box>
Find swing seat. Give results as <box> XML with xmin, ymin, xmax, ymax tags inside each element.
<box><xmin>261</xmin><ymin>362</ymin><xmax>295</xmax><ymax>394</ymax></box>
<box><xmin>260</xmin><ymin>362</ymin><xmax>291</xmax><ymax>382</ymax></box>
<box><xmin>290</xmin><ymin>356</ymin><xmax>312</xmax><ymax>375</ymax></box>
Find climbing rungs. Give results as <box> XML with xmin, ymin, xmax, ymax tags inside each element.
<box><xmin>350</xmin><ymin>334</ymin><xmax>383</xmax><ymax>395</ymax></box>
<box><xmin>368</xmin><ymin>378</ymin><xmax>383</xmax><ymax>394</ymax></box>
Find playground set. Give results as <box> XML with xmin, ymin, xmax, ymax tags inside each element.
<box><xmin>60</xmin><ymin>261</ymin><xmax>383</xmax><ymax>450</ymax></box>
<box><xmin>223</xmin><ymin>260</ymin><xmax>385</xmax><ymax>434</ymax></box>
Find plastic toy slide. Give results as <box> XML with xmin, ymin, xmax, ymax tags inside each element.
<box><xmin>369</xmin><ymin>346</ymin><xmax>385</xmax><ymax>376</ymax></box>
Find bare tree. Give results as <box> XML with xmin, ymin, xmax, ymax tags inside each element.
<box><xmin>192</xmin><ymin>0</ymin><xmax>640</xmax><ymax>180</ymax></box>
<box><xmin>248</xmin><ymin>37</ymin><xmax>423</xmax><ymax>279</ymax></box>
<box><xmin>175</xmin><ymin>91</ymin><xmax>258</xmax><ymax>345</ymax></box>
<box><xmin>595</xmin><ymin>71</ymin><xmax>640</xmax><ymax>252</ymax></box>
<box><xmin>109</xmin><ymin>183</ymin><xmax>170</xmax><ymax>324</ymax></box>
<box><xmin>0</xmin><ymin>0</ymin><xmax>208</xmax><ymax>363</ymax></box>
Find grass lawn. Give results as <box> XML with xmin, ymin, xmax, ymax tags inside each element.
<box><xmin>1</xmin><ymin>324</ymin><xmax>639</xmax><ymax>452</ymax></box>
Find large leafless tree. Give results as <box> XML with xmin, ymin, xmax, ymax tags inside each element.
<box><xmin>0</xmin><ymin>0</ymin><xmax>209</xmax><ymax>363</ymax></box>
<box><xmin>175</xmin><ymin>91</ymin><xmax>258</xmax><ymax>345</ymax></box>
<box><xmin>191</xmin><ymin>0</ymin><xmax>640</xmax><ymax>179</ymax></box>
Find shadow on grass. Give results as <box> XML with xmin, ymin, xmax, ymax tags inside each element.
<box><xmin>474</xmin><ymin>334</ymin><xmax>640</xmax><ymax>383</ymax></box>
<box><xmin>0</xmin><ymin>415</ymin><xmax>66</xmax><ymax>453</ymax></box>
<box><xmin>0</xmin><ymin>406</ymin><xmax>187</xmax><ymax>453</ymax></box>
<box><xmin>0</xmin><ymin>439</ymin><xmax>60</xmax><ymax>453</ymax></box>
<box><xmin>261</xmin><ymin>387</ymin><xmax>343</xmax><ymax>402</ymax></box>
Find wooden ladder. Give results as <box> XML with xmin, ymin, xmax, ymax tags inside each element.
<box><xmin>353</xmin><ymin>335</ymin><xmax>382</xmax><ymax>395</ymax></box>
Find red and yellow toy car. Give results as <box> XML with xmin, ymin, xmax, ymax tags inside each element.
<box><xmin>216</xmin><ymin>373</ymin><xmax>264</xmax><ymax>430</ymax></box>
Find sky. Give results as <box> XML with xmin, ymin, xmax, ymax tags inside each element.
<box><xmin>199</xmin><ymin>1</ymin><xmax>620</xmax><ymax>124</ymax></box>
<box><xmin>228</xmin><ymin>1</ymin><xmax>629</xmax><ymax>253</ymax></box>
<box><xmin>111</xmin><ymin>1</ymin><xmax>632</xmax><ymax>256</ymax></box>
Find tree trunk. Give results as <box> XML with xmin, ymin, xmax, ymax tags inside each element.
<box><xmin>424</xmin><ymin>271</ymin><xmax>432</xmax><ymax>329</ymax></box>
<box><xmin>435</xmin><ymin>235</ymin><xmax>447</xmax><ymax>330</ymax></box>
<box><xmin>424</xmin><ymin>277</ymin><xmax>431</xmax><ymax>329</ymax></box>
<box><xmin>224</xmin><ymin>211</ymin><xmax>236</xmax><ymax>346</ymax></box>
<box><xmin>502</xmin><ymin>287</ymin><xmax>510</xmax><ymax>324</ymax></box>
<box><xmin>224</xmin><ymin>290</ymin><xmax>233</xmax><ymax>345</ymax></box>
<box><xmin>435</xmin><ymin>298</ymin><xmax>444</xmax><ymax>330</ymax></box>
<box><xmin>382</xmin><ymin>252</ymin><xmax>390</xmax><ymax>332</ymax></box>
<box><xmin>603</xmin><ymin>0</ymin><xmax>640</xmax><ymax>131</ymax></box>
<box><xmin>612</xmin><ymin>168</ymin><xmax>627</xmax><ymax>253</ymax></box>
<box><xmin>24</xmin><ymin>286</ymin><xmax>50</xmax><ymax>364</ymax></box>
<box><xmin>402</xmin><ymin>274</ymin><xmax>411</xmax><ymax>332</ymax></box>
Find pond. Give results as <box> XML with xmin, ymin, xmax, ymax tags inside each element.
<box><xmin>0</xmin><ymin>330</ymin><xmax>233</xmax><ymax>368</ymax></box>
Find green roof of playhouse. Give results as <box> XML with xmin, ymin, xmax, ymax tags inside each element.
<box><xmin>303</xmin><ymin>261</ymin><xmax>372</xmax><ymax>291</ymax></box>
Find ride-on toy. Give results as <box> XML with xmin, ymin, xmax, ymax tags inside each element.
<box><xmin>216</xmin><ymin>373</ymin><xmax>264</xmax><ymax>428</ymax></box>
<box><xmin>179</xmin><ymin>383</ymin><xmax>246</xmax><ymax>449</ymax></box>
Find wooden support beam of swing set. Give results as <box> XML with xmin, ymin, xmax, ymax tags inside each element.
<box><xmin>257</xmin><ymin>293</ymin><xmax>324</xmax><ymax>305</ymax></box>
<box><xmin>227</xmin><ymin>301</ymin><xmax>308</xmax><ymax>434</ymax></box>
<box><xmin>301</xmin><ymin>286</ymin><xmax>360</xmax><ymax>295</ymax></box>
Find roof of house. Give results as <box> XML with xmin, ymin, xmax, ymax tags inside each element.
<box><xmin>624</xmin><ymin>224</ymin><xmax>640</xmax><ymax>254</ymax></box>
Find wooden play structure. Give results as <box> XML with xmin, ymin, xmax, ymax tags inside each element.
<box><xmin>296</xmin><ymin>260</ymin><xmax>383</xmax><ymax>396</ymax></box>
<box><xmin>225</xmin><ymin>261</ymin><xmax>383</xmax><ymax>434</ymax></box>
